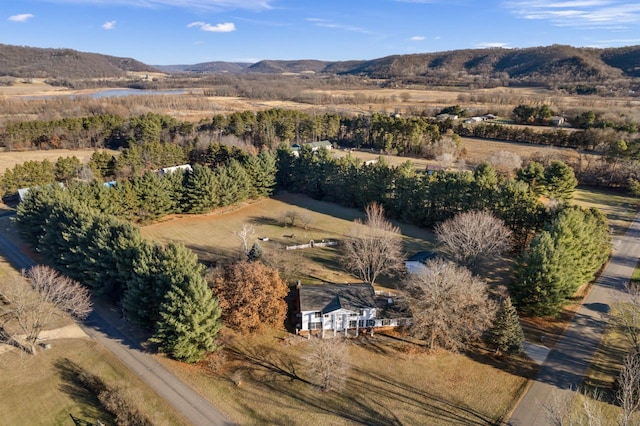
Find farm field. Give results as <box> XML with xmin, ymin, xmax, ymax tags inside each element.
<box><xmin>141</xmin><ymin>191</ymin><xmax>436</xmax><ymax>286</ymax></box>
<box><xmin>336</xmin><ymin>136</ymin><xmax>583</xmax><ymax>171</ymax></box>
<box><xmin>0</xmin><ymin>148</ymin><xmax>118</xmax><ymax>173</ymax></box>
<box><xmin>156</xmin><ymin>328</ymin><xmax>532</xmax><ymax>425</ymax></box>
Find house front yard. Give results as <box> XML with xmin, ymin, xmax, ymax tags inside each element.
<box><xmin>156</xmin><ymin>328</ymin><xmax>533</xmax><ymax>425</ymax></box>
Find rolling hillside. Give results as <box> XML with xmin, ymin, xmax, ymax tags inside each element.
<box><xmin>0</xmin><ymin>44</ymin><xmax>157</xmax><ymax>79</ymax></box>
<box><xmin>1</xmin><ymin>43</ymin><xmax>638</xmax><ymax>86</ymax></box>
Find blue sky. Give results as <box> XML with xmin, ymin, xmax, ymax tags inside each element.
<box><xmin>3</xmin><ymin>0</ymin><xmax>640</xmax><ymax>65</ymax></box>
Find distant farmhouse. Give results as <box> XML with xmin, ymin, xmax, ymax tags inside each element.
<box><xmin>159</xmin><ymin>164</ymin><xmax>193</xmax><ymax>175</ymax></box>
<box><xmin>296</xmin><ymin>283</ymin><xmax>410</xmax><ymax>338</ymax></box>
<box><xmin>291</xmin><ymin>140</ymin><xmax>332</xmax><ymax>157</ymax></box>
<box><xmin>17</xmin><ymin>182</ymin><xmax>65</xmax><ymax>202</ymax></box>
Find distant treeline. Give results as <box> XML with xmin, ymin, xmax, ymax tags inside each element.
<box><xmin>3</xmin><ymin>108</ymin><xmax>640</xmax><ymax>192</ymax></box>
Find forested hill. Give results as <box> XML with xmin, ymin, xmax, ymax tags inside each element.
<box><xmin>184</xmin><ymin>45</ymin><xmax>640</xmax><ymax>85</ymax></box>
<box><xmin>0</xmin><ymin>44</ymin><xmax>158</xmax><ymax>79</ymax></box>
<box><xmin>2</xmin><ymin>43</ymin><xmax>639</xmax><ymax>85</ymax></box>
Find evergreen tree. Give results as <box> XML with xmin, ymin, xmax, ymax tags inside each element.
<box><xmin>129</xmin><ymin>171</ymin><xmax>176</xmax><ymax>222</ymax></box>
<box><xmin>151</xmin><ymin>271</ymin><xmax>222</xmax><ymax>363</ymax></box>
<box><xmin>543</xmin><ymin>160</ymin><xmax>578</xmax><ymax>201</ymax></box>
<box><xmin>516</xmin><ymin>161</ymin><xmax>545</xmax><ymax>196</ymax></box>
<box><xmin>511</xmin><ymin>231</ymin><xmax>573</xmax><ymax>316</ymax></box>
<box><xmin>183</xmin><ymin>164</ymin><xmax>219</xmax><ymax>213</ymax></box>
<box><xmin>125</xmin><ymin>242</ymin><xmax>204</xmax><ymax>329</ymax></box>
<box><xmin>244</xmin><ymin>151</ymin><xmax>277</xmax><ymax>198</ymax></box>
<box><xmin>247</xmin><ymin>241</ymin><xmax>263</xmax><ymax>261</ymax></box>
<box><xmin>487</xmin><ymin>296</ymin><xmax>524</xmax><ymax>355</ymax></box>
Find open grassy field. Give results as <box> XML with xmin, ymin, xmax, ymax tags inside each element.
<box><xmin>573</xmin><ymin>187</ymin><xmax>640</xmax><ymax>236</ymax></box>
<box><xmin>0</xmin><ymin>337</ymin><xmax>187</xmax><ymax>426</ymax></box>
<box><xmin>141</xmin><ymin>191</ymin><xmax>436</xmax><ymax>286</ymax></box>
<box><xmin>156</xmin><ymin>328</ymin><xmax>532</xmax><ymax>425</ymax></box>
<box><xmin>0</xmin><ymin>148</ymin><xmax>119</xmax><ymax>173</ymax></box>
<box><xmin>336</xmin><ymin>137</ymin><xmax>583</xmax><ymax>172</ymax></box>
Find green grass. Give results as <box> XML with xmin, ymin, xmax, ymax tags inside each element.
<box><xmin>157</xmin><ymin>329</ymin><xmax>532</xmax><ymax>425</ymax></box>
<box><xmin>573</xmin><ymin>186</ymin><xmax>640</xmax><ymax>236</ymax></box>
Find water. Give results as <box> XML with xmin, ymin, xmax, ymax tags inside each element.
<box><xmin>86</xmin><ymin>88</ymin><xmax>189</xmax><ymax>99</ymax></box>
<box><xmin>22</xmin><ymin>88</ymin><xmax>190</xmax><ymax>100</ymax></box>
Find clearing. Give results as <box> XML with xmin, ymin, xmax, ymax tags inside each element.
<box><xmin>141</xmin><ymin>191</ymin><xmax>435</xmax><ymax>286</ymax></box>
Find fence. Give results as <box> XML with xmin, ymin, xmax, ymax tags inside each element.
<box><xmin>285</xmin><ymin>240</ymin><xmax>338</xmax><ymax>251</ymax></box>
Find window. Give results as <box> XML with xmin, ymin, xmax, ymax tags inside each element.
<box><xmin>309</xmin><ymin>322</ymin><xmax>322</xmax><ymax>330</ymax></box>
<box><xmin>313</xmin><ymin>312</ymin><xmax>322</xmax><ymax>319</ymax></box>
<box><xmin>348</xmin><ymin>320</ymin><xmax>357</xmax><ymax>328</ymax></box>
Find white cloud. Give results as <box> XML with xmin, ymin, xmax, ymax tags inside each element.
<box><xmin>305</xmin><ymin>18</ymin><xmax>371</xmax><ymax>34</ymax></box>
<box><xmin>102</xmin><ymin>20</ymin><xmax>116</xmax><ymax>30</ymax></box>
<box><xmin>410</xmin><ymin>36</ymin><xmax>426</xmax><ymax>41</ymax></box>
<box><xmin>9</xmin><ymin>13</ymin><xmax>34</xmax><ymax>22</ymax></box>
<box><xmin>188</xmin><ymin>21</ymin><xmax>236</xmax><ymax>32</ymax></box>
<box><xmin>476</xmin><ymin>42</ymin><xmax>511</xmax><ymax>48</ymax></box>
<box><xmin>505</xmin><ymin>0</ymin><xmax>640</xmax><ymax>28</ymax></box>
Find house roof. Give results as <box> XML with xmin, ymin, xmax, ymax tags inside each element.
<box><xmin>406</xmin><ymin>251</ymin><xmax>438</xmax><ymax>263</ymax></box>
<box><xmin>299</xmin><ymin>283</ymin><xmax>376</xmax><ymax>314</ymax></box>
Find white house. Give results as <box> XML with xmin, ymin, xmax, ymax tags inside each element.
<box><xmin>291</xmin><ymin>140</ymin><xmax>332</xmax><ymax>157</ymax></box>
<box><xmin>159</xmin><ymin>164</ymin><xmax>193</xmax><ymax>176</ymax></box>
<box><xmin>297</xmin><ymin>283</ymin><xmax>409</xmax><ymax>337</ymax></box>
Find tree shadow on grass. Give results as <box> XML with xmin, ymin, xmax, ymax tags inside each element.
<box><xmin>231</xmin><ymin>356</ymin><xmax>497</xmax><ymax>425</ymax></box>
<box><xmin>53</xmin><ymin>357</ymin><xmax>114</xmax><ymax>424</ymax></box>
<box><xmin>227</xmin><ymin>341</ymin><xmax>311</xmax><ymax>386</ymax></box>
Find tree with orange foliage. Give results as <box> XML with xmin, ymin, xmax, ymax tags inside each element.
<box><xmin>211</xmin><ymin>261</ymin><xmax>289</xmax><ymax>333</ymax></box>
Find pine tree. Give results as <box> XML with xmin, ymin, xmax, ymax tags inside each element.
<box><xmin>247</xmin><ymin>241</ymin><xmax>263</xmax><ymax>261</ymax></box>
<box><xmin>487</xmin><ymin>296</ymin><xmax>524</xmax><ymax>355</ymax></box>
<box><xmin>183</xmin><ymin>164</ymin><xmax>219</xmax><ymax>213</ymax></box>
<box><xmin>543</xmin><ymin>160</ymin><xmax>578</xmax><ymax>201</ymax></box>
<box><xmin>151</xmin><ymin>272</ymin><xmax>222</xmax><ymax>363</ymax></box>
<box><xmin>511</xmin><ymin>231</ymin><xmax>572</xmax><ymax>316</ymax></box>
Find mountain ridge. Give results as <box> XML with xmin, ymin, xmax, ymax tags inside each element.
<box><xmin>1</xmin><ymin>43</ymin><xmax>639</xmax><ymax>85</ymax></box>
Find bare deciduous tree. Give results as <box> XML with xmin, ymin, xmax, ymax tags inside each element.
<box><xmin>0</xmin><ymin>265</ymin><xmax>92</xmax><ymax>354</ymax></box>
<box><xmin>298</xmin><ymin>211</ymin><xmax>313</xmax><ymax>230</ymax></box>
<box><xmin>617</xmin><ymin>352</ymin><xmax>640</xmax><ymax>426</ymax></box>
<box><xmin>611</xmin><ymin>283</ymin><xmax>640</xmax><ymax>354</ymax></box>
<box><xmin>342</xmin><ymin>202</ymin><xmax>404</xmax><ymax>284</ymax></box>
<box><xmin>282</xmin><ymin>210</ymin><xmax>299</xmax><ymax>228</ymax></box>
<box><xmin>435</xmin><ymin>210</ymin><xmax>512</xmax><ymax>272</ymax></box>
<box><xmin>233</xmin><ymin>223</ymin><xmax>256</xmax><ymax>256</ymax></box>
<box><xmin>303</xmin><ymin>337</ymin><xmax>350</xmax><ymax>392</ymax></box>
<box><xmin>487</xmin><ymin>150</ymin><xmax>522</xmax><ymax>176</ymax></box>
<box><xmin>403</xmin><ymin>259</ymin><xmax>497</xmax><ymax>351</ymax></box>
<box><xmin>541</xmin><ymin>388</ymin><xmax>604</xmax><ymax>426</ymax></box>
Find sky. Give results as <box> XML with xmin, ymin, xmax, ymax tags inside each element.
<box><xmin>2</xmin><ymin>0</ymin><xmax>640</xmax><ymax>65</ymax></box>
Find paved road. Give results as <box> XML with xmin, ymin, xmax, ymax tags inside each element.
<box><xmin>0</xmin><ymin>231</ymin><xmax>232</xmax><ymax>426</ymax></box>
<box><xmin>508</xmin><ymin>211</ymin><xmax>640</xmax><ymax>425</ymax></box>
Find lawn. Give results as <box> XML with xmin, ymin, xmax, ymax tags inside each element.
<box><xmin>156</xmin><ymin>328</ymin><xmax>532</xmax><ymax>425</ymax></box>
<box><xmin>141</xmin><ymin>191</ymin><xmax>436</xmax><ymax>287</ymax></box>
<box><xmin>0</xmin><ymin>338</ymin><xmax>187</xmax><ymax>426</ymax></box>
<box><xmin>573</xmin><ymin>186</ymin><xmax>640</xmax><ymax>236</ymax></box>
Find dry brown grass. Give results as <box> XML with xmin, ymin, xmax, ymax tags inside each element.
<box><xmin>156</xmin><ymin>328</ymin><xmax>532</xmax><ymax>425</ymax></box>
<box><xmin>0</xmin><ymin>148</ymin><xmax>118</xmax><ymax>173</ymax></box>
<box><xmin>0</xmin><ymin>338</ymin><xmax>186</xmax><ymax>425</ymax></box>
<box><xmin>141</xmin><ymin>192</ymin><xmax>435</xmax><ymax>286</ymax></box>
